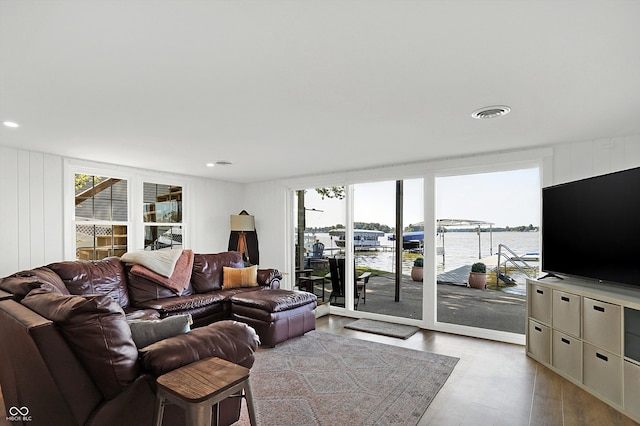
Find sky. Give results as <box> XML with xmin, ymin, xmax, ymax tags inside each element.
<box><xmin>301</xmin><ymin>168</ymin><xmax>540</xmax><ymax>229</ymax></box>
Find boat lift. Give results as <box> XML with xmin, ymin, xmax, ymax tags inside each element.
<box><xmin>437</xmin><ymin>218</ymin><xmax>495</xmax><ymax>267</ymax></box>
<box><xmin>495</xmin><ymin>243</ymin><xmax>537</xmax><ymax>285</ymax></box>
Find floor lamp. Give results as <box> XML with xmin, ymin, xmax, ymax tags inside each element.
<box><xmin>230</xmin><ymin>214</ymin><xmax>255</xmax><ymax>265</ymax></box>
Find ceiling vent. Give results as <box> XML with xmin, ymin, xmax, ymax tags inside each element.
<box><xmin>471</xmin><ymin>106</ymin><xmax>511</xmax><ymax>119</ymax></box>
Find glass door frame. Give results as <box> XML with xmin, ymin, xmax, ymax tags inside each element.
<box><xmin>283</xmin><ymin>148</ymin><xmax>551</xmax><ymax>345</ymax></box>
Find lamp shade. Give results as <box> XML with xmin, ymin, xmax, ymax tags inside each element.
<box><xmin>230</xmin><ymin>214</ymin><xmax>255</xmax><ymax>232</ymax></box>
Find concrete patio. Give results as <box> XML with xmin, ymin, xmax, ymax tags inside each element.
<box><xmin>305</xmin><ymin>273</ymin><xmax>527</xmax><ymax>335</ymax></box>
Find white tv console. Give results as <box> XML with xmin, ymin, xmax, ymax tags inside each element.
<box><xmin>527</xmin><ymin>277</ymin><xmax>640</xmax><ymax>422</ymax></box>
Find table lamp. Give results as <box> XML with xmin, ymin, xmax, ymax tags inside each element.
<box><xmin>230</xmin><ymin>213</ymin><xmax>255</xmax><ymax>264</ymax></box>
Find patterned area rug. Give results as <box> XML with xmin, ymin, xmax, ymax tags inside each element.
<box><xmin>241</xmin><ymin>331</ymin><xmax>458</xmax><ymax>425</ymax></box>
<box><xmin>344</xmin><ymin>319</ymin><xmax>420</xmax><ymax>339</ymax></box>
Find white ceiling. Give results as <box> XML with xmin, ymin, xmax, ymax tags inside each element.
<box><xmin>1</xmin><ymin>1</ymin><xmax>640</xmax><ymax>183</ymax></box>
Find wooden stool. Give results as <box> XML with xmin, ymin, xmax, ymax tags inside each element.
<box><xmin>154</xmin><ymin>357</ymin><xmax>256</xmax><ymax>426</ymax></box>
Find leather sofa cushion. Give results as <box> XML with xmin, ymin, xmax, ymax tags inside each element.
<box><xmin>123</xmin><ymin>307</ymin><xmax>161</xmax><ymax>321</ymax></box>
<box><xmin>191</xmin><ymin>252</ymin><xmax>244</xmax><ymax>293</ymax></box>
<box><xmin>134</xmin><ymin>292</ymin><xmax>225</xmax><ymax>313</ymax></box>
<box><xmin>0</xmin><ymin>266</ymin><xmax>69</xmax><ymax>300</ymax></box>
<box><xmin>230</xmin><ymin>289</ymin><xmax>317</xmax><ymax>312</ymax></box>
<box><xmin>21</xmin><ymin>289</ymin><xmax>139</xmax><ymax>400</ymax></box>
<box><xmin>126</xmin><ymin>266</ymin><xmax>192</xmax><ymax>305</ymax></box>
<box><xmin>139</xmin><ymin>320</ymin><xmax>259</xmax><ymax>376</ymax></box>
<box><xmin>48</xmin><ymin>257</ymin><xmax>130</xmax><ymax>309</ymax></box>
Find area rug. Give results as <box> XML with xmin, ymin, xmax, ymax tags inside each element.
<box><xmin>344</xmin><ymin>319</ymin><xmax>420</xmax><ymax>339</ymax></box>
<box><xmin>241</xmin><ymin>331</ymin><xmax>458</xmax><ymax>425</ymax></box>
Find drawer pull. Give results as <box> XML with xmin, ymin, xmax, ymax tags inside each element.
<box><xmin>534</xmin><ymin>326</ymin><xmax>542</xmax><ymax>332</ymax></box>
<box><xmin>536</xmin><ymin>289</ymin><xmax>544</xmax><ymax>294</ymax></box>
<box><xmin>561</xmin><ymin>338</ymin><xmax>570</xmax><ymax>344</ymax></box>
<box><xmin>596</xmin><ymin>352</ymin><xmax>608</xmax><ymax>362</ymax></box>
<box><xmin>593</xmin><ymin>305</ymin><xmax>605</xmax><ymax>313</ymax></box>
<box><xmin>561</xmin><ymin>296</ymin><xmax>570</xmax><ymax>302</ymax></box>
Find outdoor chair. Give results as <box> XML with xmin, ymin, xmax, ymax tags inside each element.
<box><xmin>327</xmin><ymin>257</ymin><xmax>370</xmax><ymax>309</ymax></box>
<box><xmin>305</xmin><ymin>241</ymin><xmax>325</xmax><ymax>268</ymax></box>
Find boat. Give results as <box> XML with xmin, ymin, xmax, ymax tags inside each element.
<box><xmin>402</xmin><ymin>231</ymin><xmax>424</xmax><ymax>251</ymax></box>
<box><xmin>328</xmin><ymin>229</ymin><xmax>384</xmax><ymax>250</ymax></box>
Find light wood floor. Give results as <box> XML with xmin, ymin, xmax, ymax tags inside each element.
<box><xmin>318</xmin><ymin>315</ymin><xmax>638</xmax><ymax>426</ymax></box>
<box><xmin>1</xmin><ymin>315</ymin><xmax>637</xmax><ymax>425</ymax></box>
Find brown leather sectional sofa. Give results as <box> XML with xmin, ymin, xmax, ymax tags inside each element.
<box><xmin>0</xmin><ymin>251</ymin><xmax>316</xmax><ymax>426</ymax></box>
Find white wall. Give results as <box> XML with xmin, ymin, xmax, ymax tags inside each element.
<box><xmin>2</xmin><ymin>135</ymin><xmax>640</xmax><ymax>278</ymax></box>
<box><xmin>551</xmin><ymin>136</ymin><xmax>640</xmax><ymax>185</ymax></box>
<box><xmin>0</xmin><ymin>147</ymin><xmax>64</xmax><ymax>275</ymax></box>
<box><xmin>189</xmin><ymin>177</ymin><xmax>245</xmax><ymax>253</ymax></box>
<box><xmin>0</xmin><ymin>146</ymin><xmax>244</xmax><ymax>277</ymax></box>
<box><xmin>243</xmin><ymin>134</ymin><xmax>640</xmax><ymax>288</ymax></box>
<box><xmin>241</xmin><ymin>179</ymin><xmax>288</xmax><ymax>270</ymax></box>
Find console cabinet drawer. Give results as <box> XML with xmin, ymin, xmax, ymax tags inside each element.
<box><xmin>583</xmin><ymin>298</ymin><xmax>621</xmax><ymax>354</ymax></box>
<box><xmin>552</xmin><ymin>330</ymin><xmax>582</xmax><ymax>382</ymax></box>
<box><xmin>552</xmin><ymin>290</ymin><xmax>581</xmax><ymax>337</ymax></box>
<box><xmin>528</xmin><ymin>319</ymin><xmax>551</xmax><ymax>364</ymax></box>
<box><xmin>624</xmin><ymin>361</ymin><xmax>640</xmax><ymax>419</ymax></box>
<box><xmin>583</xmin><ymin>343</ymin><xmax>622</xmax><ymax>405</ymax></box>
<box><xmin>529</xmin><ymin>283</ymin><xmax>552</xmax><ymax>325</ymax></box>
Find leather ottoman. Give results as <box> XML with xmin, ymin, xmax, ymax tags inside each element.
<box><xmin>230</xmin><ymin>289</ymin><xmax>317</xmax><ymax>347</ymax></box>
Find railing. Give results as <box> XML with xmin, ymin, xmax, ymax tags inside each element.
<box><xmin>496</xmin><ymin>243</ymin><xmax>536</xmax><ymax>285</ymax></box>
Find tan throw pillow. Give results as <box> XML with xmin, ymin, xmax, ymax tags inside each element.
<box><xmin>222</xmin><ymin>265</ymin><xmax>258</xmax><ymax>289</ymax></box>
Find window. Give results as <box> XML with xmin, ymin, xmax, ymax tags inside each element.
<box><xmin>74</xmin><ymin>174</ymin><xmax>128</xmax><ymax>260</ymax></box>
<box><xmin>69</xmin><ymin>163</ymin><xmax>188</xmax><ymax>259</ymax></box>
<box><xmin>143</xmin><ymin>182</ymin><xmax>183</xmax><ymax>250</ymax></box>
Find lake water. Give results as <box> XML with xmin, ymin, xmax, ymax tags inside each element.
<box><xmin>312</xmin><ymin>231</ymin><xmax>540</xmax><ymax>296</ymax></box>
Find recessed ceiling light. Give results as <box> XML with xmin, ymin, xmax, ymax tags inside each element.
<box><xmin>471</xmin><ymin>106</ymin><xmax>511</xmax><ymax>119</ymax></box>
<box><xmin>206</xmin><ymin>161</ymin><xmax>232</xmax><ymax>168</ymax></box>
<box><xmin>3</xmin><ymin>121</ymin><xmax>19</xmax><ymax>128</ymax></box>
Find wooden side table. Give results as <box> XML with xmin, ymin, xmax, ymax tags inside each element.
<box><xmin>154</xmin><ymin>357</ymin><xmax>256</xmax><ymax>426</ymax></box>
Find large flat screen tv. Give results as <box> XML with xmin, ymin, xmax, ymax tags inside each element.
<box><xmin>542</xmin><ymin>166</ymin><xmax>640</xmax><ymax>287</ymax></box>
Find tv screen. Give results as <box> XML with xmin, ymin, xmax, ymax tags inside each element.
<box><xmin>542</xmin><ymin>166</ymin><xmax>640</xmax><ymax>287</ymax></box>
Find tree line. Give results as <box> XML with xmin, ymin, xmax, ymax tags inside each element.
<box><xmin>306</xmin><ymin>223</ymin><xmax>539</xmax><ymax>233</ymax></box>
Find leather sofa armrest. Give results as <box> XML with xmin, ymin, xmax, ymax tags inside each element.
<box><xmin>88</xmin><ymin>374</ymin><xmax>156</xmax><ymax>424</ymax></box>
<box><xmin>139</xmin><ymin>320</ymin><xmax>259</xmax><ymax>377</ymax></box>
<box><xmin>257</xmin><ymin>268</ymin><xmax>282</xmax><ymax>289</ymax></box>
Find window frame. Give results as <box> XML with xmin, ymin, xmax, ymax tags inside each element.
<box><xmin>142</xmin><ymin>181</ymin><xmax>184</xmax><ymax>251</ymax></box>
<box><xmin>64</xmin><ymin>161</ymin><xmax>189</xmax><ymax>259</ymax></box>
<box><xmin>283</xmin><ymin>147</ymin><xmax>552</xmax><ymax>345</ymax></box>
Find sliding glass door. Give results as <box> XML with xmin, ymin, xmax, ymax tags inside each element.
<box><xmin>435</xmin><ymin>168</ymin><xmax>540</xmax><ymax>335</ymax></box>
<box><xmin>292</xmin><ymin>179</ymin><xmax>423</xmax><ymax>317</ymax></box>
<box><xmin>352</xmin><ymin>179</ymin><xmax>424</xmax><ymax>319</ymax></box>
<box><xmin>293</xmin><ymin>187</ymin><xmax>346</xmax><ymax>304</ymax></box>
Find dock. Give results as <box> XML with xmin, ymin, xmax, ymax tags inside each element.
<box><xmin>437</xmin><ymin>255</ymin><xmax>499</xmax><ymax>286</ymax></box>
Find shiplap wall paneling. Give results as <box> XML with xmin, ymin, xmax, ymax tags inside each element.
<box><xmin>624</xmin><ymin>135</ymin><xmax>640</xmax><ymax>169</ymax></box>
<box><xmin>43</xmin><ymin>153</ymin><xmax>64</xmax><ymax>265</ymax></box>
<box><xmin>17</xmin><ymin>150</ymin><xmax>31</xmax><ymax>270</ymax></box>
<box><xmin>569</xmin><ymin>141</ymin><xmax>596</xmax><ymax>182</ymax></box>
<box><xmin>0</xmin><ymin>148</ymin><xmax>65</xmax><ymax>276</ymax></box>
<box><xmin>243</xmin><ymin>180</ymin><xmax>288</xmax><ymax>270</ymax></box>
<box><xmin>29</xmin><ymin>152</ymin><xmax>45</xmax><ymax>266</ymax></box>
<box><xmin>0</xmin><ymin>146</ymin><xmax>19</xmax><ymax>276</ymax></box>
<box><xmin>189</xmin><ymin>179</ymin><xmax>244</xmax><ymax>254</ymax></box>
